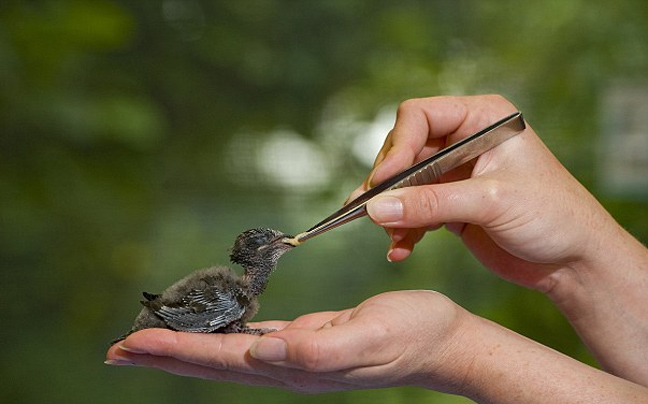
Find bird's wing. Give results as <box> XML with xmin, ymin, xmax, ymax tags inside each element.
<box><xmin>153</xmin><ymin>287</ymin><xmax>246</xmax><ymax>332</ymax></box>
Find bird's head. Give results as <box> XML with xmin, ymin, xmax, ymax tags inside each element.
<box><xmin>229</xmin><ymin>228</ymin><xmax>295</xmax><ymax>295</ymax></box>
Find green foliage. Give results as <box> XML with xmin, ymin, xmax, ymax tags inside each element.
<box><xmin>1</xmin><ymin>1</ymin><xmax>647</xmax><ymax>403</ymax></box>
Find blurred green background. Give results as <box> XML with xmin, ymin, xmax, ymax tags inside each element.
<box><xmin>2</xmin><ymin>1</ymin><xmax>648</xmax><ymax>403</ymax></box>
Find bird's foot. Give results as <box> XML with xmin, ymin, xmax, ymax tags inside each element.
<box><xmin>222</xmin><ymin>323</ymin><xmax>276</xmax><ymax>335</ymax></box>
<box><xmin>241</xmin><ymin>327</ymin><xmax>276</xmax><ymax>335</ymax></box>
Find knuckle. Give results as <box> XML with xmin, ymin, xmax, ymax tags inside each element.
<box><xmin>412</xmin><ymin>186</ymin><xmax>441</xmax><ymax>219</ymax></box>
<box><xmin>396</xmin><ymin>98</ymin><xmax>422</xmax><ymax>116</ymax></box>
<box><xmin>296</xmin><ymin>338</ymin><xmax>321</xmax><ymax>372</ymax></box>
<box><xmin>484</xmin><ymin>93</ymin><xmax>506</xmax><ymax>103</ymax></box>
<box><xmin>483</xmin><ymin>94</ymin><xmax>516</xmax><ymax>112</ymax></box>
<box><xmin>479</xmin><ymin>178</ymin><xmax>509</xmax><ymax>220</ymax></box>
<box><xmin>482</xmin><ymin>178</ymin><xmax>504</xmax><ymax>204</ymax></box>
<box><xmin>366</xmin><ymin>321</ymin><xmax>391</xmax><ymax>343</ymax></box>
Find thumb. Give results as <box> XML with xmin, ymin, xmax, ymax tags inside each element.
<box><xmin>249</xmin><ymin>323</ymin><xmax>388</xmax><ymax>372</ymax></box>
<box><xmin>366</xmin><ymin>178</ymin><xmax>498</xmax><ymax>229</ymax></box>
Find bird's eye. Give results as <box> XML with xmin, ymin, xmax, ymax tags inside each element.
<box><xmin>237</xmin><ymin>229</ymin><xmax>280</xmax><ymax>251</ymax></box>
<box><xmin>251</xmin><ymin>235</ymin><xmax>270</xmax><ymax>248</ymax></box>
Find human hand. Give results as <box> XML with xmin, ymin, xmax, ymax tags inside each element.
<box><xmin>106</xmin><ymin>290</ymin><xmax>473</xmax><ymax>394</ymax></box>
<box><xmin>352</xmin><ymin>95</ymin><xmax>620</xmax><ymax>293</ymax></box>
<box><xmin>105</xmin><ymin>289</ymin><xmax>648</xmax><ymax>402</ymax></box>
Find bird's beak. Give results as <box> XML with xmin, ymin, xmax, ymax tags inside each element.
<box><xmin>281</xmin><ymin>235</ymin><xmax>301</xmax><ymax>247</ymax></box>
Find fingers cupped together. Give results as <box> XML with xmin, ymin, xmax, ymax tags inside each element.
<box><xmin>110</xmin><ymin>329</ymin><xmax>259</xmax><ymax>372</ymax></box>
<box><xmin>106</xmin><ymin>316</ymin><xmax>401</xmax><ymax>392</ymax></box>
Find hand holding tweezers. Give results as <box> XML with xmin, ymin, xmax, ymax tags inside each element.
<box><xmin>288</xmin><ymin>112</ymin><xmax>526</xmax><ymax>246</ymax></box>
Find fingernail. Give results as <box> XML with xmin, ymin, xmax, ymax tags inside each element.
<box><xmin>250</xmin><ymin>337</ymin><xmax>287</xmax><ymax>362</ymax></box>
<box><xmin>119</xmin><ymin>344</ymin><xmax>147</xmax><ymax>354</ymax></box>
<box><xmin>367</xmin><ymin>196</ymin><xmax>403</xmax><ymax>223</ymax></box>
<box><xmin>389</xmin><ymin>228</ymin><xmax>407</xmax><ymax>243</ymax></box>
<box><xmin>345</xmin><ymin>187</ymin><xmax>365</xmax><ymax>206</ymax></box>
<box><xmin>104</xmin><ymin>359</ymin><xmax>135</xmax><ymax>366</ymax></box>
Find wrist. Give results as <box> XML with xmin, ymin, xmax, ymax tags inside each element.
<box><xmin>413</xmin><ymin>310</ymin><xmax>536</xmax><ymax>400</ymax></box>
<box><xmin>409</xmin><ymin>305</ymin><xmax>489</xmax><ymax>396</ymax></box>
<box><xmin>544</xmin><ymin>221</ymin><xmax>648</xmax><ymax>384</ymax></box>
<box><xmin>442</xmin><ymin>314</ymin><xmax>648</xmax><ymax>403</ymax></box>
<box><xmin>546</xmin><ymin>220</ymin><xmax>648</xmax><ymax>318</ymax></box>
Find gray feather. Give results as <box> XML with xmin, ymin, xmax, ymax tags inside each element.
<box><xmin>152</xmin><ymin>287</ymin><xmax>246</xmax><ymax>332</ymax></box>
<box><xmin>112</xmin><ymin>228</ymin><xmax>294</xmax><ymax>344</ymax></box>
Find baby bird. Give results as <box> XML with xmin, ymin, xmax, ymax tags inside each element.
<box><xmin>112</xmin><ymin>228</ymin><xmax>295</xmax><ymax>343</ymax></box>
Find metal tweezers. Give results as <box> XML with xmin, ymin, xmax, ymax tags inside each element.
<box><xmin>289</xmin><ymin>111</ymin><xmax>526</xmax><ymax>245</ymax></box>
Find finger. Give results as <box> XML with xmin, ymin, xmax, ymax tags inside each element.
<box><xmin>106</xmin><ymin>329</ymin><xmax>363</xmax><ymax>393</ymax></box>
<box><xmin>388</xmin><ymin>228</ymin><xmax>409</xmax><ymax>243</ymax></box>
<box><xmin>249</xmin><ymin>316</ymin><xmax>397</xmax><ymax>373</ymax></box>
<box><xmin>107</xmin><ymin>347</ymin><xmax>355</xmax><ymax>392</ymax></box>
<box><xmin>369</xmin><ymin>97</ymin><xmax>467</xmax><ymax>187</ymax></box>
<box><xmin>349</xmin><ymin>96</ymin><xmax>490</xmax><ymax>204</ymax></box>
<box><xmin>372</xmin><ymin>129</ymin><xmax>393</xmax><ymax>169</ymax></box>
<box><xmin>285</xmin><ymin>311</ymin><xmax>348</xmax><ymax>330</ymax></box>
<box><xmin>345</xmin><ymin>184</ymin><xmax>367</xmax><ymax>206</ymax></box>
<box><xmin>112</xmin><ymin>311</ymin><xmax>345</xmax><ymax>371</ymax></box>
<box><xmin>387</xmin><ymin>244</ymin><xmax>412</xmax><ymax>262</ymax></box>
<box><xmin>116</xmin><ymin>329</ymin><xmax>261</xmax><ymax>372</ymax></box>
<box><xmin>246</xmin><ymin>320</ymin><xmax>291</xmax><ymax>330</ymax></box>
<box><xmin>365</xmin><ymin>177</ymin><xmax>501</xmax><ymax>229</ymax></box>
<box><xmin>370</xmin><ymin>95</ymin><xmax>517</xmax><ymax>187</ymax></box>
<box><xmin>388</xmin><ymin>227</ymin><xmax>435</xmax><ymax>245</ymax></box>
<box><xmin>387</xmin><ymin>228</ymin><xmax>426</xmax><ymax>262</ymax></box>
<box><xmin>108</xmin><ymin>346</ymin><xmax>279</xmax><ymax>385</ymax></box>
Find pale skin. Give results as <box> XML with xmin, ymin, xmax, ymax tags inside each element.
<box><xmin>106</xmin><ymin>95</ymin><xmax>648</xmax><ymax>403</ymax></box>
